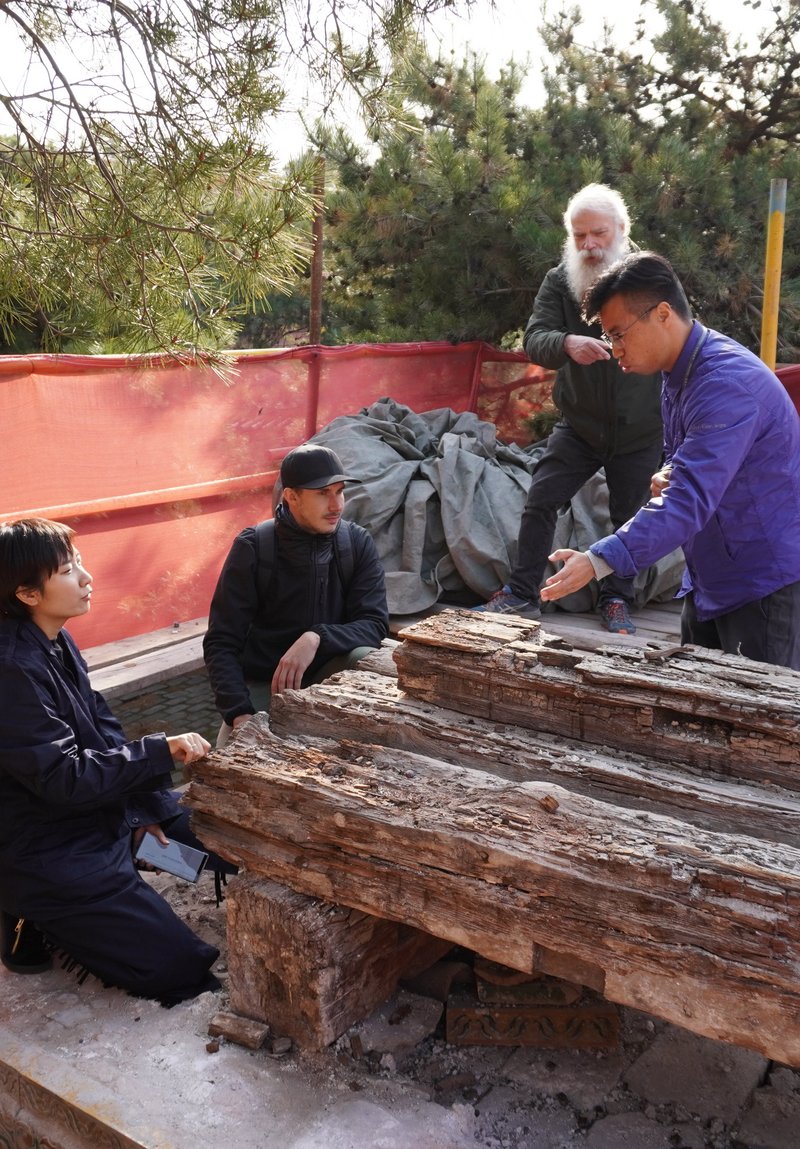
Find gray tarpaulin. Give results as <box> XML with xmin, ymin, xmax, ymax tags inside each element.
<box><xmin>310</xmin><ymin>398</ymin><xmax>684</xmax><ymax>617</ymax></box>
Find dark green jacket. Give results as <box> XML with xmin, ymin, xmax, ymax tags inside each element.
<box><xmin>523</xmin><ymin>264</ymin><xmax>662</xmax><ymax>457</ymax></box>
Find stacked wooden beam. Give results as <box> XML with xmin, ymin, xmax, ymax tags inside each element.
<box><xmin>392</xmin><ymin>612</ymin><xmax>800</xmax><ymax>787</ymax></box>
<box><xmin>185</xmin><ymin>609</ymin><xmax>800</xmax><ymax>1063</ymax></box>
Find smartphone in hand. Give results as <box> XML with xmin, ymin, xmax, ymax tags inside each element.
<box><xmin>135</xmin><ymin>834</ymin><xmax>208</xmax><ymax>883</ymax></box>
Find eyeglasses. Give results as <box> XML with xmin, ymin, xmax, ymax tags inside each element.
<box><xmin>601</xmin><ymin>304</ymin><xmax>658</xmax><ymax>349</ymax></box>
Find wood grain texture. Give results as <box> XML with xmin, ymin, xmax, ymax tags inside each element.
<box><xmin>393</xmin><ymin>610</ymin><xmax>800</xmax><ymax>789</ymax></box>
<box><xmin>225</xmin><ymin>874</ymin><xmax>450</xmax><ymax>1049</ymax></box>
<box><xmin>269</xmin><ymin>671</ymin><xmax>800</xmax><ymax>847</ymax></box>
<box><xmin>186</xmin><ymin>707</ymin><xmax>800</xmax><ymax>1065</ymax></box>
<box><xmin>445</xmin><ymin>996</ymin><xmax>620</xmax><ymax>1049</ymax></box>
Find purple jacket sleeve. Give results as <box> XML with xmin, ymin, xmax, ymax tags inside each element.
<box><xmin>590</xmin><ymin>357</ymin><xmax>761</xmax><ymax>578</ymax></box>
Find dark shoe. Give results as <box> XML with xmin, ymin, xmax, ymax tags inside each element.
<box><xmin>600</xmin><ymin>598</ymin><xmax>636</xmax><ymax>635</ymax></box>
<box><xmin>474</xmin><ymin>585</ymin><xmax>541</xmax><ymax>620</ymax></box>
<box><xmin>1</xmin><ymin>912</ymin><xmax>52</xmax><ymax>974</ymax></box>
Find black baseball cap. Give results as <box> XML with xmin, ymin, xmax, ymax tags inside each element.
<box><xmin>280</xmin><ymin>445</ymin><xmax>354</xmax><ymax>490</ymax></box>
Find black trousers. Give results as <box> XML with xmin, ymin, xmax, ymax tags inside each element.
<box><xmin>40</xmin><ymin>871</ymin><xmax>221</xmax><ymax>1005</ymax></box>
<box><xmin>681</xmin><ymin>580</ymin><xmax>800</xmax><ymax>671</ymax></box>
<box><xmin>510</xmin><ymin>422</ymin><xmax>662</xmax><ymax>606</ymax></box>
<box><xmin>27</xmin><ymin>806</ymin><xmax>235</xmax><ymax>1005</ymax></box>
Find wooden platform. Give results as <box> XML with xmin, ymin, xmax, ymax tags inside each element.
<box><xmin>85</xmin><ymin>616</ymin><xmax>208</xmax><ymax>697</ymax></box>
<box><xmin>391</xmin><ymin>598</ymin><xmax>684</xmax><ymax>652</ymax></box>
<box><xmin>534</xmin><ymin>599</ymin><xmax>682</xmax><ymax>650</ymax></box>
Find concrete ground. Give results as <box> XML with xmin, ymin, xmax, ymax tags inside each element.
<box><xmin>1</xmin><ymin>867</ymin><xmax>798</xmax><ymax>1149</ymax></box>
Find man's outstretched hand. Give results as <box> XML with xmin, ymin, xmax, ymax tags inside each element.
<box><xmin>540</xmin><ymin>549</ymin><xmax>595</xmax><ymax>602</ymax></box>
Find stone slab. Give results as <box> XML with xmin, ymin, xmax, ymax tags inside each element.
<box><xmin>624</xmin><ymin>1025</ymin><xmax>767</xmax><ymax>1123</ymax></box>
<box><xmin>0</xmin><ymin>1022</ymin><xmax>166</xmax><ymax>1149</ymax></box>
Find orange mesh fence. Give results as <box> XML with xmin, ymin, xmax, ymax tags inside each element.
<box><xmin>3</xmin><ymin>344</ymin><xmax>794</xmax><ymax>649</ymax></box>
<box><xmin>1</xmin><ymin>342</ymin><xmax>543</xmax><ymax>647</ymax></box>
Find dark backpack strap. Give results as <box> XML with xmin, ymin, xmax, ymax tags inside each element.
<box><xmin>255</xmin><ymin>517</ymin><xmax>355</xmax><ymax>603</ymax></box>
<box><xmin>253</xmin><ymin>518</ymin><xmax>277</xmax><ymax>607</ymax></box>
<box><xmin>332</xmin><ymin>520</ymin><xmax>355</xmax><ymax>591</ymax></box>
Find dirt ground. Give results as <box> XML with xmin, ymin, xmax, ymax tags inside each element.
<box><xmin>3</xmin><ymin>864</ymin><xmax>799</xmax><ymax>1148</ymax></box>
<box><xmin>5</xmin><ymin>866</ymin><xmax>790</xmax><ymax>1149</ymax></box>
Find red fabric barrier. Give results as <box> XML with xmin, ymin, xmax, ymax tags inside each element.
<box><xmin>3</xmin><ymin>343</ymin><xmax>793</xmax><ymax>648</ymax></box>
<box><xmin>777</xmin><ymin>364</ymin><xmax>800</xmax><ymax>414</ymax></box>
<box><xmin>1</xmin><ymin>343</ymin><xmax>540</xmax><ymax>646</ymax></box>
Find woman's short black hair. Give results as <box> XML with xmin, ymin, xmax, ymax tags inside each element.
<box><xmin>0</xmin><ymin>518</ymin><xmax>75</xmax><ymax>620</ymax></box>
<box><xmin>583</xmin><ymin>251</ymin><xmax>693</xmax><ymax>325</ymax></box>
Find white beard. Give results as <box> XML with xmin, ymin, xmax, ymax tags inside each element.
<box><xmin>563</xmin><ymin>235</ymin><xmax>630</xmax><ymax>306</ymax></box>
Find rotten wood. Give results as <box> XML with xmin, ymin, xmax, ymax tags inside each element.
<box><xmin>446</xmin><ymin>994</ymin><xmax>619</xmax><ymax>1049</ymax></box>
<box><xmin>268</xmin><ymin>671</ymin><xmax>800</xmax><ymax>847</ymax></box>
<box><xmin>208</xmin><ymin>1011</ymin><xmax>271</xmax><ymax>1050</ymax></box>
<box><xmin>473</xmin><ymin>957</ymin><xmax>583</xmax><ymax>1006</ymax></box>
<box><xmin>354</xmin><ymin>639</ymin><xmax>400</xmax><ymax>678</ymax></box>
<box><xmin>186</xmin><ymin>714</ymin><xmax>800</xmax><ymax>1066</ymax></box>
<box><xmin>392</xmin><ymin>610</ymin><xmax>800</xmax><ymax>790</ymax></box>
<box><xmin>224</xmin><ymin>874</ymin><xmax>451</xmax><ymax>1049</ymax></box>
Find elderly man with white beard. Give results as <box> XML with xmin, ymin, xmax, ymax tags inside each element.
<box><xmin>477</xmin><ymin>184</ymin><xmax>663</xmax><ymax>634</ymax></box>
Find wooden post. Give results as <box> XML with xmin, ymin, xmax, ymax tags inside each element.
<box><xmin>760</xmin><ymin>178</ymin><xmax>787</xmax><ymax>370</ymax></box>
<box><xmin>225</xmin><ymin>874</ymin><xmax>451</xmax><ymax>1049</ymax></box>
<box><xmin>309</xmin><ymin>155</ymin><xmax>325</xmax><ymax>346</ymax></box>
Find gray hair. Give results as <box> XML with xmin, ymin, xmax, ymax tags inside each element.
<box><xmin>563</xmin><ymin>183</ymin><xmax>631</xmax><ymax>237</ymax></box>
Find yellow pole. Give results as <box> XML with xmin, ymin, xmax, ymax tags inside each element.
<box><xmin>760</xmin><ymin>178</ymin><xmax>787</xmax><ymax>370</ymax></box>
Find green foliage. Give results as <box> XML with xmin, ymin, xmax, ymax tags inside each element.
<box><xmin>536</xmin><ymin>0</ymin><xmax>800</xmax><ymax>356</ymax></box>
<box><xmin>0</xmin><ymin>0</ymin><xmax>468</xmax><ymax>353</ymax></box>
<box><xmin>0</xmin><ymin>130</ymin><xmax>315</xmax><ymax>353</ymax></box>
<box><xmin>315</xmin><ymin>53</ymin><xmax>547</xmax><ymax>345</ymax></box>
<box><xmin>317</xmin><ymin>0</ymin><xmax>800</xmax><ymax>360</ymax></box>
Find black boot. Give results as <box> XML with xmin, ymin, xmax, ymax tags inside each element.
<box><xmin>1</xmin><ymin>911</ymin><xmax>52</xmax><ymax>974</ymax></box>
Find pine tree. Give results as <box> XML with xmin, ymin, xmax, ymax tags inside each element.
<box><xmin>537</xmin><ymin>0</ymin><xmax>800</xmax><ymax>357</ymax></box>
<box><xmin>318</xmin><ymin>51</ymin><xmax>546</xmax><ymax>345</ymax></box>
<box><xmin>0</xmin><ymin>0</ymin><xmax>469</xmax><ymax>354</ymax></box>
<box><xmin>317</xmin><ymin>1</ymin><xmax>800</xmax><ymax>359</ymax></box>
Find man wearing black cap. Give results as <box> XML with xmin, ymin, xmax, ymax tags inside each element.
<box><xmin>204</xmin><ymin>444</ymin><xmax>389</xmax><ymax>747</ymax></box>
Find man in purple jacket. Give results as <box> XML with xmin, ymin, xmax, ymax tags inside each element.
<box><xmin>540</xmin><ymin>252</ymin><xmax>800</xmax><ymax>670</ymax></box>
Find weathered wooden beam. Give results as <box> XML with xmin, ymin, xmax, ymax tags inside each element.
<box><xmin>392</xmin><ymin>610</ymin><xmax>800</xmax><ymax>789</ymax></box>
<box><xmin>352</xmin><ymin>639</ymin><xmax>399</xmax><ymax>679</ymax></box>
<box><xmin>268</xmin><ymin>672</ymin><xmax>800</xmax><ymax>847</ymax></box>
<box><xmin>225</xmin><ymin>875</ymin><xmax>451</xmax><ymax>1049</ymax></box>
<box><xmin>185</xmin><ymin>716</ymin><xmax>800</xmax><ymax>1065</ymax></box>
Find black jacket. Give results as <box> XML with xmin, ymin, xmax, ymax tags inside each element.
<box><xmin>203</xmin><ymin>505</ymin><xmax>389</xmax><ymax>724</ymax></box>
<box><xmin>523</xmin><ymin>264</ymin><xmax>662</xmax><ymax>457</ymax></box>
<box><xmin>0</xmin><ymin>619</ymin><xmax>177</xmax><ymax>917</ymax></box>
